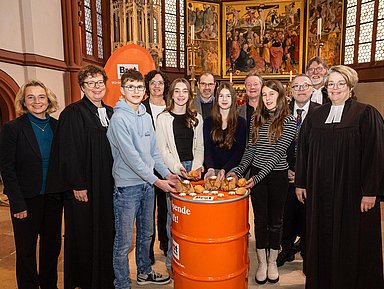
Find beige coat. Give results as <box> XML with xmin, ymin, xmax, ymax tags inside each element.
<box><xmin>155</xmin><ymin>111</ymin><xmax>204</xmax><ymax>176</ymax></box>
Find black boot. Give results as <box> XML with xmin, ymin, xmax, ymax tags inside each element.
<box><xmin>276</xmin><ymin>250</ymin><xmax>295</xmax><ymax>267</ymax></box>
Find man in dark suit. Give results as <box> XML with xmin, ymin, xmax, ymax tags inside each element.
<box><xmin>277</xmin><ymin>74</ymin><xmax>320</xmax><ymax>267</ymax></box>
<box><xmin>306</xmin><ymin>56</ymin><xmax>329</xmax><ymax>105</ymax></box>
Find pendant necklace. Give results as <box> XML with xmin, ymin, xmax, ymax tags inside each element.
<box><xmin>30</xmin><ymin>121</ymin><xmax>49</xmax><ymax>132</ymax></box>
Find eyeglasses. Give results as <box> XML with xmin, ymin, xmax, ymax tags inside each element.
<box><xmin>150</xmin><ymin>80</ymin><xmax>164</xmax><ymax>86</ymax></box>
<box><xmin>199</xmin><ymin>82</ymin><xmax>216</xmax><ymax>87</ymax></box>
<box><xmin>83</xmin><ymin>80</ymin><xmax>105</xmax><ymax>88</ymax></box>
<box><xmin>122</xmin><ymin>85</ymin><xmax>146</xmax><ymax>92</ymax></box>
<box><xmin>245</xmin><ymin>82</ymin><xmax>261</xmax><ymax>88</ymax></box>
<box><xmin>307</xmin><ymin>67</ymin><xmax>324</xmax><ymax>74</ymax></box>
<box><xmin>326</xmin><ymin>82</ymin><xmax>347</xmax><ymax>89</ymax></box>
<box><xmin>292</xmin><ymin>83</ymin><xmax>312</xmax><ymax>91</ymax></box>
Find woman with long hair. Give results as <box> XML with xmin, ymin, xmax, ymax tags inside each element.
<box><xmin>204</xmin><ymin>82</ymin><xmax>246</xmax><ymax>181</ymax></box>
<box><xmin>228</xmin><ymin>79</ymin><xmax>296</xmax><ymax>284</ymax></box>
<box><xmin>155</xmin><ymin>78</ymin><xmax>204</xmax><ymax>277</ymax></box>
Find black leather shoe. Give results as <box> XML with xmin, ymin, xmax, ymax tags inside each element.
<box><xmin>277</xmin><ymin>250</ymin><xmax>295</xmax><ymax>267</ymax></box>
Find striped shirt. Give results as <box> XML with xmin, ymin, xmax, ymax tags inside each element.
<box><xmin>231</xmin><ymin>114</ymin><xmax>296</xmax><ymax>184</ymax></box>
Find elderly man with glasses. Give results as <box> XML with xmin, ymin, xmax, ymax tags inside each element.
<box><xmin>277</xmin><ymin>74</ymin><xmax>320</xmax><ymax>269</ymax></box>
<box><xmin>305</xmin><ymin>56</ymin><xmax>329</xmax><ymax>105</ymax></box>
<box><xmin>238</xmin><ymin>72</ymin><xmax>264</xmax><ymax>141</ymax></box>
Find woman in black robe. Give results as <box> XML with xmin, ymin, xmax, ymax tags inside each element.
<box><xmin>47</xmin><ymin>65</ymin><xmax>114</xmax><ymax>289</ymax></box>
<box><xmin>295</xmin><ymin>65</ymin><xmax>384</xmax><ymax>289</ymax></box>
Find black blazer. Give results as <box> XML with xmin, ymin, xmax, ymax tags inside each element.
<box><xmin>0</xmin><ymin>114</ymin><xmax>57</xmax><ymax>214</ymax></box>
<box><xmin>321</xmin><ymin>86</ymin><xmax>329</xmax><ymax>104</ymax></box>
<box><xmin>287</xmin><ymin>101</ymin><xmax>320</xmax><ymax>171</ymax></box>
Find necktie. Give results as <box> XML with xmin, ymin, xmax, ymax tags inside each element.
<box><xmin>295</xmin><ymin>109</ymin><xmax>304</xmax><ymax>153</ymax></box>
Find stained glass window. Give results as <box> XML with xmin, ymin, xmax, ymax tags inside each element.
<box><xmin>164</xmin><ymin>0</ymin><xmax>185</xmax><ymax>69</ymax></box>
<box><xmin>96</xmin><ymin>0</ymin><xmax>103</xmax><ymax>59</ymax></box>
<box><xmin>376</xmin><ymin>0</ymin><xmax>384</xmax><ymax>61</ymax></box>
<box><xmin>347</xmin><ymin>0</ymin><xmax>358</xmax><ymax>6</ymax></box>
<box><xmin>379</xmin><ymin>0</ymin><xmax>384</xmax><ymax>18</ymax></box>
<box><xmin>83</xmin><ymin>0</ymin><xmax>104</xmax><ymax>59</ymax></box>
<box><xmin>179</xmin><ymin>5</ymin><xmax>185</xmax><ymax>69</ymax></box>
<box><xmin>84</xmin><ymin>1</ymin><xmax>93</xmax><ymax>56</ymax></box>
<box><xmin>165</xmin><ymin>32</ymin><xmax>177</xmax><ymax>50</ymax></box>
<box><xmin>154</xmin><ymin>18</ymin><xmax>158</xmax><ymax>43</ymax></box>
<box><xmin>344</xmin><ymin>0</ymin><xmax>383</xmax><ymax>65</ymax></box>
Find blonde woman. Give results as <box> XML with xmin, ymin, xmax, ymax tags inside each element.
<box><xmin>0</xmin><ymin>80</ymin><xmax>62</xmax><ymax>289</ymax></box>
<box><xmin>296</xmin><ymin>65</ymin><xmax>384</xmax><ymax>289</ymax></box>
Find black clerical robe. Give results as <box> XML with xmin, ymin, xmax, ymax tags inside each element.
<box><xmin>47</xmin><ymin>96</ymin><xmax>114</xmax><ymax>289</ymax></box>
<box><xmin>295</xmin><ymin>98</ymin><xmax>384</xmax><ymax>289</ymax></box>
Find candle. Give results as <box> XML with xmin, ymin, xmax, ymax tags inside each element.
<box><xmin>317</xmin><ymin>18</ymin><xmax>322</xmax><ymax>36</ymax></box>
<box><xmin>191</xmin><ymin>25</ymin><xmax>195</xmax><ymax>42</ymax></box>
<box><xmin>289</xmin><ymin>70</ymin><xmax>292</xmax><ymax>82</ymax></box>
<box><xmin>230</xmin><ymin>72</ymin><xmax>233</xmax><ymax>83</ymax></box>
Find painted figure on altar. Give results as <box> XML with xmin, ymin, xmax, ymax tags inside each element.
<box><xmin>307</xmin><ymin>0</ymin><xmax>343</xmax><ymax>66</ymax></box>
<box><xmin>223</xmin><ymin>1</ymin><xmax>303</xmax><ymax>76</ymax></box>
<box><xmin>187</xmin><ymin>1</ymin><xmax>220</xmax><ymax>75</ymax></box>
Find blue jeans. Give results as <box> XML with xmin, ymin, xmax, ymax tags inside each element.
<box><xmin>166</xmin><ymin>160</ymin><xmax>192</xmax><ymax>269</ymax></box>
<box><xmin>113</xmin><ymin>183</ymin><xmax>155</xmax><ymax>289</ymax></box>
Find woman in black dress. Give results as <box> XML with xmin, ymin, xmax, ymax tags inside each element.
<box><xmin>295</xmin><ymin>65</ymin><xmax>384</xmax><ymax>289</ymax></box>
<box><xmin>47</xmin><ymin>65</ymin><xmax>115</xmax><ymax>289</ymax></box>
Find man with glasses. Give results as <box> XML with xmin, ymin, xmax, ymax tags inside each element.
<box><xmin>306</xmin><ymin>56</ymin><xmax>329</xmax><ymax>105</ymax></box>
<box><xmin>277</xmin><ymin>74</ymin><xmax>320</xmax><ymax>268</ymax></box>
<box><xmin>238</xmin><ymin>72</ymin><xmax>264</xmax><ymax>140</ymax></box>
<box><xmin>194</xmin><ymin>71</ymin><xmax>216</xmax><ymax>119</ymax></box>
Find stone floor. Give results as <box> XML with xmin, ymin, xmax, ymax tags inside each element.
<box><xmin>0</xmin><ymin>186</ymin><xmax>382</xmax><ymax>289</ymax></box>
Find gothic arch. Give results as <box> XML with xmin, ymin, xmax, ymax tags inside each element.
<box><xmin>0</xmin><ymin>69</ymin><xmax>19</xmax><ymax>125</ymax></box>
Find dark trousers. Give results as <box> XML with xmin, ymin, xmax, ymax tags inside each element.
<box><xmin>11</xmin><ymin>194</ymin><xmax>63</xmax><ymax>289</ymax></box>
<box><xmin>281</xmin><ymin>183</ymin><xmax>306</xmax><ymax>254</ymax></box>
<box><xmin>250</xmin><ymin>168</ymin><xmax>288</xmax><ymax>250</ymax></box>
<box><xmin>150</xmin><ymin>186</ymin><xmax>168</xmax><ymax>253</ymax></box>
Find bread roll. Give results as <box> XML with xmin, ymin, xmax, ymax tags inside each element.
<box><xmin>237</xmin><ymin>178</ymin><xmax>247</xmax><ymax>187</ymax></box>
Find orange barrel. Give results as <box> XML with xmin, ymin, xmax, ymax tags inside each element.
<box><xmin>170</xmin><ymin>192</ymin><xmax>250</xmax><ymax>289</ymax></box>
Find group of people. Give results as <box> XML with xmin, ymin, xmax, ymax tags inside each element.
<box><xmin>0</xmin><ymin>55</ymin><xmax>383</xmax><ymax>289</ymax></box>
